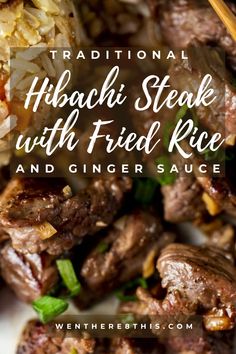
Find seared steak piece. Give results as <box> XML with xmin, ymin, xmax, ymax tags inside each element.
<box><xmin>159</xmin><ymin>244</ymin><xmax>236</xmax><ymax>311</ymax></box>
<box><xmin>0</xmin><ymin>177</ymin><xmax>132</xmax><ymax>254</ymax></box>
<box><xmin>75</xmin><ymin>210</ymin><xmax>174</xmax><ymax>308</ymax></box>
<box><xmin>161</xmin><ymin>175</ymin><xmax>205</xmax><ymax>222</ymax></box>
<box><xmin>16</xmin><ymin>320</ymin><xmax>95</xmax><ymax>354</ymax></box>
<box><xmin>197</xmin><ymin>175</ymin><xmax>236</xmax><ymax>218</ymax></box>
<box><xmin>137</xmin><ymin>244</ymin><xmax>236</xmax><ymax>330</ymax></box>
<box><xmin>169</xmin><ymin>46</ymin><xmax>236</xmax><ymax>142</ymax></box>
<box><xmin>111</xmin><ymin>338</ymin><xmax>165</xmax><ymax>354</ymax></box>
<box><xmin>0</xmin><ymin>178</ymin><xmax>66</xmax><ymax>226</ymax></box>
<box><xmin>204</xmin><ymin>221</ymin><xmax>236</xmax><ymax>261</ymax></box>
<box><xmin>155</xmin><ymin>0</ymin><xmax>236</xmax><ymax>71</ymax></box>
<box><xmin>0</xmin><ymin>243</ymin><xmax>58</xmax><ymax>302</ymax></box>
<box><xmin>166</xmin><ymin>331</ymin><xmax>235</xmax><ymax>354</ymax></box>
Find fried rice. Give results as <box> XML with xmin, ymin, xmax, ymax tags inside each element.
<box><xmin>0</xmin><ymin>0</ymin><xmax>81</xmax><ymax>166</ymax></box>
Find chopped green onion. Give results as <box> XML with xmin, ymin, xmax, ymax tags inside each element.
<box><xmin>115</xmin><ymin>291</ymin><xmax>137</xmax><ymax>302</ymax></box>
<box><xmin>190</xmin><ymin>108</ymin><xmax>198</xmax><ymax>126</ymax></box>
<box><xmin>134</xmin><ymin>178</ymin><xmax>157</xmax><ymax>204</ymax></box>
<box><xmin>121</xmin><ymin>314</ymin><xmax>135</xmax><ymax>325</ymax></box>
<box><xmin>138</xmin><ymin>277</ymin><xmax>148</xmax><ymax>289</ymax></box>
<box><xmin>175</xmin><ymin>104</ymin><xmax>189</xmax><ymax>122</ymax></box>
<box><xmin>156</xmin><ymin>156</ymin><xmax>176</xmax><ymax>186</ymax></box>
<box><xmin>56</xmin><ymin>259</ymin><xmax>81</xmax><ymax>297</ymax></box>
<box><xmin>115</xmin><ymin>277</ymin><xmax>148</xmax><ymax>302</ymax></box>
<box><xmin>202</xmin><ymin>148</ymin><xmax>230</xmax><ymax>162</ymax></box>
<box><xmin>96</xmin><ymin>241</ymin><xmax>109</xmax><ymax>254</ymax></box>
<box><xmin>122</xmin><ymin>277</ymin><xmax>148</xmax><ymax>290</ymax></box>
<box><xmin>163</xmin><ymin>121</ymin><xmax>175</xmax><ymax>149</ymax></box>
<box><xmin>32</xmin><ymin>296</ymin><xmax>68</xmax><ymax>324</ymax></box>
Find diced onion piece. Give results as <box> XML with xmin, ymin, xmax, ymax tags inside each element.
<box><xmin>95</xmin><ymin>220</ymin><xmax>107</xmax><ymax>228</ymax></box>
<box><xmin>114</xmin><ymin>216</ymin><xmax>127</xmax><ymax>230</ymax></box>
<box><xmin>142</xmin><ymin>249</ymin><xmax>156</xmax><ymax>278</ymax></box>
<box><xmin>225</xmin><ymin>134</ymin><xmax>236</xmax><ymax>146</ymax></box>
<box><xmin>202</xmin><ymin>192</ymin><xmax>221</xmax><ymax>216</ymax></box>
<box><xmin>36</xmin><ymin>222</ymin><xmax>57</xmax><ymax>240</ymax></box>
<box><xmin>204</xmin><ymin>315</ymin><xmax>233</xmax><ymax>331</ymax></box>
<box><xmin>62</xmin><ymin>185</ymin><xmax>72</xmax><ymax>199</ymax></box>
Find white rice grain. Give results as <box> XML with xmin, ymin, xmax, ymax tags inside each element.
<box><xmin>0</xmin><ymin>115</ymin><xmax>17</xmax><ymax>139</ymax></box>
<box><xmin>40</xmin><ymin>52</ymin><xmax>56</xmax><ymax>77</ymax></box>
<box><xmin>10</xmin><ymin>58</ymin><xmax>40</xmax><ymax>74</ymax></box>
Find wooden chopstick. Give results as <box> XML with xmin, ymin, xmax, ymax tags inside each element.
<box><xmin>208</xmin><ymin>0</ymin><xmax>236</xmax><ymax>41</ymax></box>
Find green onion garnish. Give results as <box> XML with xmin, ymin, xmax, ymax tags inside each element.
<box><xmin>56</xmin><ymin>259</ymin><xmax>81</xmax><ymax>297</ymax></box>
<box><xmin>163</xmin><ymin>121</ymin><xmax>175</xmax><ymax>149</ymax></box>
<box><xmin>96</xmin><ymin>241</ymin><xmax>109</xmax><ymax>254</ymax></box>
<box><xmin>115</xmin><ymin>277</ymin><xmax>148</xmax><ymax>302</ymax></box>
<box><xmin>202</xmin><ymin>148</ymin><xmax>234</xmax><ymax>162</ymax></box>
<box><xmin>175</xmin><ymin>104</ymin><xmax>189</xmax><ymax>122</ymax></box>
<box><xmin>134</xmin><ymin>178</ymin><xmax>157</xmax><ymax>204</ymax></box>
<box><xmin>156</xmin><ymin>155</ymin><xmax>176</xmax><ymax>186</ymax></box>
<box><xmin>115</xmin><ymin>292</ymin><xmax>137</xmax><ymax>302</ymax></box>
<box><xmin>121</xmin><ymin>314</ymin><xmax>135</xmax><ymax>325</ymax></box>
<box><xmin>32</xmin><ymin>296</ymin><xmax>68</xmax><ymax>323</ymax></box>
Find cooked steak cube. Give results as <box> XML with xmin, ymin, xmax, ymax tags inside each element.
<box><xmin>197</xmin><ymin>175</ymin><xmax>236</xmax><ymax>218</ymax></box>
<box><xmin>137</xmin><ymin>244</ymin><xmax>236</xmax><ymax>330</ymax></box>
<box><xmin>16</xmin><ymin>320</ymin><xmax>95</xmax><ymax>354</ymax></box>
<box><xmin>0</xmin><ymin>177</ymin><xmax>132</xmax><ymax>254</ymax></box>
<box><xmin>0</xmin><ymin>243</ymin><xmax>58</xmax><ymax>302</ymax></box>
<box><xmin>166</xmin><ymin>331</ymin><xmax>235</xmax><ymax>354</ymax></box>
<box><xmin>159</xmin><ymin>244</ymin><xmax>236</xmax><ymax>311</ymax></box>
<box><xmin>161</xmin><ymin>175</ymin><xmax>205</xmax><ymax>222</ymax></box>
<box><xmin>205</xmin><ymin>222</ymin><xmax>236</xmax><ymax>260</ymax></box>
<box><xmin>155</xmin><ymin>0</ymin><xmax>236</xmax><ymax>71</ymax></box>
<box><xmin>168</xmin><ymin>46</ymin><xmax>236</xmax><ymax>142</ymax></box>
<box><xmin>75</xmin><ymin>210</ymin><xmax>174</xmax><ymax>308</ymax></box>
<box><xmin>111</xmin><ymin>338</ymin><xmax>165</xmax><ymax>354</ymax></box>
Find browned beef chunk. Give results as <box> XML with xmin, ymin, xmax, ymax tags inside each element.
<box><xmin>201</xmin><ymin>221</ymin><xmax>236</xmax><ymax>261</ymax></box>
<box><xmin>0</xmin><ymin>178</ymin><xmax>66</xmax><ymax>225</ymax></box>
<box><xmin>155</xmin><ymin>0</ymin><xmax>236</xmax><ymax>71</ymax></box>
<box><xmin>161</xmin><ymin>175</ymin><xmax>205</xmax><ymax>222</ymax></box>
<box><xmin>75</xmin><ymin>210</ymin><xmax>174</xmax><ymax>308</ymax></box>
<box><xmin>166</xmin><ymin>331</ymin><xmax>235</xmax><ymax>354</ymax></box>
<box><xmin>137</xmin><ymin>244</ymin><xmax>236</xmax><ymax>330</ymax></box>
<box><xmin>158</xmin><ymin>244</ymin><xmax>236</xmax><ymax>311</ymax></box>
<box><xmin>111</xmin><ymin>338</ymin><xmax>165</xmax><ymax>354</ymax></box>
<box><xmin>0</xmin><ymin>177</ymin><xmax>132</xmax><ymax>254</ymax></box>
<box><xmin>168</xmin><ymin>46</ymin><xmax>236</xmax><ymax>142</ymax></box>
<box><xmin>197</xmin><ymin>175</ymin><xmax>236</xmax><ymax>218</ymax></box>
<box><xmin>16</xmin><ymin>320</ymin><xmax>95</xmax><ymax>354</ymax></box>
<box><xmin>0</xmin><ymin>243</ymin><xmax>58</xmax><ymax>302</ymax></box>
